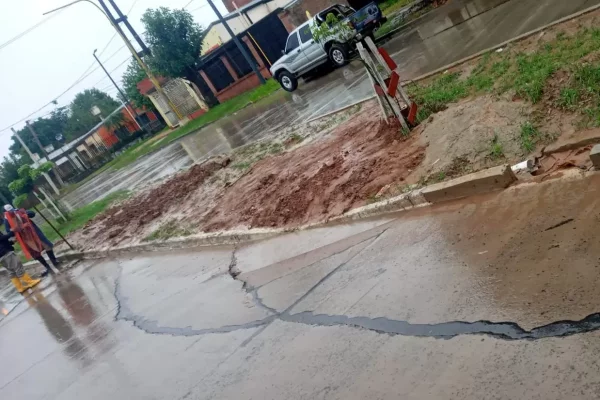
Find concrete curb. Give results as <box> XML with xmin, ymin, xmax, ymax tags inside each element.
<box><xmin>421</xmin><ymin>165</ymin><xmax>517</xmax><ymax>203</ymax></box>
<box><xmin>57</xmin><ymin>164</ymin><xmax>521</xmax><ymax>261</ymax></box>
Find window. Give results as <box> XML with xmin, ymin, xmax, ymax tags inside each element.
<box><xmin>285</xmin><ymin>32</ymin><xmax>299</xmax><ymax>53</ymax></box>
<box><xmin>338</xmin><ymin>5</ymin><xmax>355</xmax><ymax>17</ymax></box>
<box><xmin>299</xmin><ymin>25</ymin><xmax>313</xmax><ymax>43</ymax></box>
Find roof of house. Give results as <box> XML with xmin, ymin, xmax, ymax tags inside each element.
<box><xmin>31</xmin><ymin>105</ymin><xmax>126</xmax><ymax>168</ymax></box>
<box><xmin>137</xmin><ymin>76</ymin><xmax>169</xmax><ymax>95</ymax></box>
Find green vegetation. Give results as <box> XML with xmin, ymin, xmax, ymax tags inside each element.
<box><xmin>407</xmin><ymin>26</ymin><xmax>600</xmax><ymax>129</ymax></box>
<box><xmin>143</xmin><ymin>220</ymin><xmax>193</xmax><ymax>242</ymax></box>
<box><xmin>379</xmin><ymin>0</ymin><xmax>413</xmax><ymax>16</ymax></box>
<box><xmin>232</xmin><ymin>161</ymin><xmax>252</xmax><ymax>170</ymax></box>
<box><xmin>519</xmin><ymin>122</ymin><xmax>541</xmax><ymax>153</ymax></box>
<box><xmin>489</xmin><ymin>134</ymin><xmax>504</xmax><ymax>159</ymax></box>
<box><xmin>40</xmin><ymin>190</ymin><xmax>130</xmax><ymax>243</ymax></box>
<box><xmin>229</xmin><ymin>139</ymin><xmax>286</xmax><ymax>171</ymax></box>
<box><xmin>375</xmin><ymin>4</ymin><xmax>433</xmax><ymax>39</ymax></box>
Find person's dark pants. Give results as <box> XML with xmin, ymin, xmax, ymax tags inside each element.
<box><xmin>36</xmin><ymin>250</ymin><xmax>59</xmax><ymax>274</ymax></box>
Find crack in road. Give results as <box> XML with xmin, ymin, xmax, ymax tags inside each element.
<box><xmin>281</xmin><ymin>311</ymin><xmax>600</xmax><ymax>341</ymax></box>
<box><xmin>111</xmin><ymin>228</ymin><xmax>600</xmax><ymax>342</ymax></box>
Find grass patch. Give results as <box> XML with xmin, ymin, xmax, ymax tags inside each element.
<box><xmin>289</xmin><ymin>133</ymin><xmax>304</xmax><ymax>143</ymax></box>
<box><xmin>558</xmin><ymin>88</ymin><xmax>579</xmax><ymax>109</ymax></box>
<box><xmin>40</xmin><ymin>190</ymin><xmax>130</xmax><ymax>243</ymax></box>
<box><xmin>489</xmin><ymin>134</ymin><xmax>505</xmax><ymax>159</ymax></box>
<box><xmin>407</xmin><ymin>25</ymin><xmax>600</xmax><ymax>126</ymax></box>
<box><xmin>143</xmin><ymin>220</ymin><xmax>193</xmax><ymax>242</ymax></box>
<box><xmin>379</xmin><ymin>0</ymin><xmax>413</xmax><ymax>16</ymax></box>
<box><xmin>232</xmin><ymin>161</ymin><xmax>252</xmax><ymax>170</ymax></box>
<box><xmin>375</xmin><ymin>4</ymin><xmax>434</xmax><ymax>39</ymax></box>
<box><xmin>519</xmin><ymin>122</ymin><xmax>541</xmax><ymax>153</ymax></box>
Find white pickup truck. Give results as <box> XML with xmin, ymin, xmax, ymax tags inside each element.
<box><xmin>270</xmin><ymin>3</ymin><xmax>385</xmax><ymax>92</ymax></box>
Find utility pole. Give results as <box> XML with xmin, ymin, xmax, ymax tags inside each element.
<box><xmin>43</xmin><ymin>0</ymin><xmax>183</xmax><ymax>122</ymax></box>
<box><xmin>96</xmin><ymin>0</ymin><xmax>184</xmax><ymax>120</ymax></box>
<box><xmin>93</xmin><ymin>49</ymin><xmax>146</xmax><ymax>133</ymax></box>
<box><xmin>24</xmin><ymin>122</ymin><xmax>65</xmax><ymax>187</ymax></box>
<box><xmin>11</xmin><ymin>128</ymin><xmax>61</xmax><ymax>195</ymax></box>
<box><xmin>205</xmin><ymin>0</ymin><xmax>266</xmax><ymax>85</ymax></box>
<box><xmin>26</xmin><ymin>121</ymin><xmax>48</xmax><ymax>158</ymax></box>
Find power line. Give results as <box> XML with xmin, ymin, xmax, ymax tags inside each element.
<box><xmin>0</xmin><ymin>12</ymin><xmax>63</xmax><ymax>52</ymax></box>
<box><xmin>0</xmin><ymin>0</ymin><xmax>142</xmax><ymax>135</ymax></box>
<box><xmin>189</xmin><ymin>4</ymin><xmax>210</xmax><ymax>12</ymax></box>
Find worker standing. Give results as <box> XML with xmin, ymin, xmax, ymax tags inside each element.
<box><xmin>4</xmin><ymin>205</ymin><xmax>60</xmax><ymax>277</ymax></box>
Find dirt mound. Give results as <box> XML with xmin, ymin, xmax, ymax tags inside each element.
<box><xmin>406</xmin><ymin>95</ymin><xmax>534</xmax><ymax>182</ymax></box>
<box><xmin>86</xmin><ymin>158</ymin><xmax>229</xmax><ymax>242</ymax></box>
<box><xmin>201</xmin><ymin>105</ymin><xmax>425</xmax><ymax>231</ymax></box>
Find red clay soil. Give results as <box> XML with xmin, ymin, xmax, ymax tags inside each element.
<box><xmin>201</xmin><ymin>106</ymin><xmax>425</xmax><ymax>231</ymax></box>
<box><xmin>89</xmin><ymin>158</ymin><xmax>229</xmax><ymax>240</ymax></box>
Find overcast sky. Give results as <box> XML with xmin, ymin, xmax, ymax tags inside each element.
<box><xmin>0</xmin><ymin>0</ymin><xmax>228</xmax><ymax>160</ymax></box>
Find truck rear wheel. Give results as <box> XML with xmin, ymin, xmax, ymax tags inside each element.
<box><xmin>278</xmin><ymin>70</ymin><xmax>298</xmax><ymax>92</ymax></box>
<box><xmin>329</xmin><ymin>44</ymin><xmax>349</xmax><ymax>67</ymax></box>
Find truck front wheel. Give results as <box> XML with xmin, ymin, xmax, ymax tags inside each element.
<box><xmin>329</xmin><ymin>44</ymin><xmax>349</xmax><ymax>67</ymax></box>
<box><xmin>278</xmin><ymin>70</ymin><xmax>298</xmax><ymax>92</ymax></box>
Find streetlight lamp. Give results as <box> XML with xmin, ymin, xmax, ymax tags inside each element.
<box><xmin>93</xmin><ymin>48</ymin><xmax>145</xmax><ymax>133</ymax></box>
<box><xmin>43</xmin><ymin>0</ymin><xmax>183</xmax><ymax>122</ymax></box>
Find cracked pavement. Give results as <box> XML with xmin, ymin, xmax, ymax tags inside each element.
<box><xmin>3</xmin><ymin>173</ymin><xmax>600</xmax><ymax>398</ymax></box>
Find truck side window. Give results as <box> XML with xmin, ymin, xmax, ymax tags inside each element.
<box><xmin>299</xmin><ymin>25</ymin><xmax>313</xmax><ymax>43</ymax></box>
<box><xmin>286</xmin><ymin>33</ymin><xmax>299</xmax><ymax>53</ymax></box>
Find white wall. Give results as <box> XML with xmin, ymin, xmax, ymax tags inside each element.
<box><xmin>201</xmin><ymin>0</ymin><xmax>290</xmax><ymax>52</ymax></box>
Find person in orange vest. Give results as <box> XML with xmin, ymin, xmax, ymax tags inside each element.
<box><xmin>3</xmin><ymin>205</ymin><xmax>59</xmax><ymax>277</ymax></box>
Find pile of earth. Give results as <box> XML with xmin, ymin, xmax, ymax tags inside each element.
<box><xmin>75</xmin><ymin>158</ymin><xmax>230</xmax><ymax>247</ymax></box>
<box><xmin>201</xmin><ymin>103</ymin><xmax>425</xmax><ymax>231</ymax></box>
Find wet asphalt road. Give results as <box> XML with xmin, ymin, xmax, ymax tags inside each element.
<box><xmin>61</xmin><ymin>0</ymin><xmax>600</xmax><ymax>209</ymax></box>
<box><xmin>4</xmin><ymin>172</ymin><xmax>600</xmax><ymax>399</ymax></box>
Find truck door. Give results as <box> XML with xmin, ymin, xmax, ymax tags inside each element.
<box><xmin>298</xmin><ymin>23</ymin><xmax>327</xmax><ymax>67</ymax></box>
<box><xmin>284</xmin><ymin>32</ymin><xmax>309</xmax><ymax>73</ymax></box>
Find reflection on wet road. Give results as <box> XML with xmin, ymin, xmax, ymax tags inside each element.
<box><xmin>5</xmin><ymin>173</ymin><xmax>600</xmax><ymax>398</ymax></box>
<box><xmin>63</xmin><ymin>0</ymin><xmax>600</xmax><ymax>209</ymax></box>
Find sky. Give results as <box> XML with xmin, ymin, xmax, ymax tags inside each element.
<box><xmin>0</xmin><ymin>0</ymin><xmax>228</xmax><ymax>160</ymax></box>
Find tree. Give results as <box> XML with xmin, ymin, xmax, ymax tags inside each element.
<box><xmin>9</xmin><ymin>107</ymin><xmax>69</xmax><ymax>161</ymax></box>
<box><xmin>63</xmin><ymin>89</ymin><xmax>120</xmax><ymax>141</ymax></box>
<box><xmin>104</xmin><ymin>111</ymin><xmax>126</xmax><ymax>131</ymax></box>
<box><xmin>0</xmin><ymin>156</ymin><xmax>24</xmax><ymax>203</ymax></box>
<box><xmin>8</xmin><ymin>162</ymin><xmax>54</xmax><ymax>207</ymax></box>
<box><xmin>122</xmin><ymin>59</ymin><xmax>156</xmax><ymax>110</ymax></box>
<box><xmin>141</xmin><ymin>7</ymin><xmax>204</xmax><ymax>78</ymax></box>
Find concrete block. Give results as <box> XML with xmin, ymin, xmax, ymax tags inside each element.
<box><xmin>407</xmin><ymin>188</ymin><xmax>428</xmax><ymax>206</ymax></box>
<box><xmin>590</xmin><ymin>144</ymin><xmax>600</xmax><ymax>168</ymax></box>
<box><xmin>421</xmin><ymin>164</ymin><xmax>517</xmax><ymax>204</ymax></box>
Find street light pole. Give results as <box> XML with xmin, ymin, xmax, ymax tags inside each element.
<box><xmin>93</xmin><ymin>49</ymin><xmax>145</xmax><ymax>132</ymax></box>
<box><xmin>205</xmin><ymin>0</ymin><xmax>266</xmax><ymax>85</ymax></box>
<box><xmin>43</xmin><ymin>0</ymin><xmax>184</xmax><ymax>122</ymax></box>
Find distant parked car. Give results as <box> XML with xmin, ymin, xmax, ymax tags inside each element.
<box><xmin>270</xmin><ymin>3</ymin><xmax>386</xmax><ymax>92</ymax></box>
